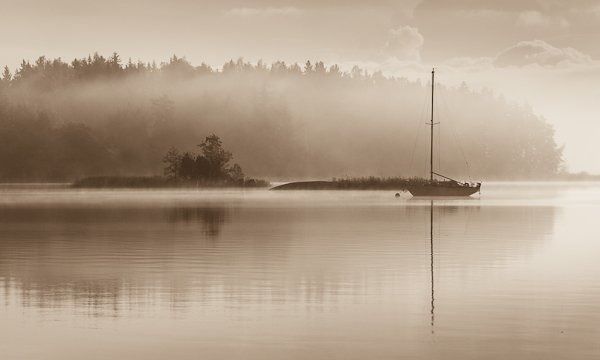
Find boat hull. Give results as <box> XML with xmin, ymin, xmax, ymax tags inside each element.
<box><xmin>406</xmin><ymin>185</ymin><xmax>480</xmax><ymax>197</ymax></box>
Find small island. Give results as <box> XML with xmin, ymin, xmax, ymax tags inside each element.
<box><xmin>73</xmin><ymin>134</ymin><xmax>269</xmax><ymax>189</ymax></box>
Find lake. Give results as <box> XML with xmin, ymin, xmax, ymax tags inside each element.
<box><xmin>1</xmin><ymin>183</ymin><xmax>599</xmax><ymax>359</ymax></box>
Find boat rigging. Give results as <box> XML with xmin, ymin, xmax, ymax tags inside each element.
<box><xmin>406</xmin><ymin>68</ymin><xmax>481</xmax><ymax>197</ymax></box>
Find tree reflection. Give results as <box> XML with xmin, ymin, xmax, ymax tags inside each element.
<box><xmin>0</xmin><ymin>199</ymin><xmax>557</xmax><ymax>318</ymax></box>
<box><xmin>167</xmin><ymin>206</ymin><xmax>229</xmax><ymax>237</ymax></box>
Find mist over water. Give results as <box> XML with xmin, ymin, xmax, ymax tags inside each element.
<box><xmin>1</xmin><ymin>183</ymin><xmax>600</xmax><ymax>359</ymax></box>
<box><xmin>0</xmin><ymin>57</ymin><xmax>563</xmax><ymax>181</ymax></box>
<box><xmin>3</xmin><ymin>2</ymin><xmax>600</xmax><ymax>359</ymax></box>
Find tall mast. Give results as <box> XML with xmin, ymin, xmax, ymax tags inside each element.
<box><xmin>430</xmin><ymin>68</ymin><xmax>435</xmax><ymax>181</ymax></box>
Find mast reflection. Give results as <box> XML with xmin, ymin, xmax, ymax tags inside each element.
<box><xmin>430</xmin><ymin>200</ymin><xmax>435</xmax><ymax>333</ymax></box>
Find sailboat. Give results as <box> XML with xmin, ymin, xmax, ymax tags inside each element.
<box><xmin>406</xmin><ymin>69</ymin><xmax>481</xmax><ymax>197</ymax></box>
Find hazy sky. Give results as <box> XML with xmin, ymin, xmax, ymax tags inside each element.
<box><xmin>3</xmin><ymin>0</ymin><xmax>600</xmax><ymax>172</ymax></box>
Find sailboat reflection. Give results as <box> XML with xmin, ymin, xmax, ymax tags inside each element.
<box><xmin>429</xmin><ymin>200</ymin><xmax>435</xmax><ymax>333</ymax></box>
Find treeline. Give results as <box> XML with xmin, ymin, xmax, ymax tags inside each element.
<box><xmin>0</xmin><ymin>106</ymin><xmax>113</xmax><ymax>179</ymax></box>
<box><xmin>2</xmin><ymin>53</ymin><xmax>352</xmax><ymax>88</ymax></box>
<box><xmin>0</xmin><ymin>53</ymin><xmax>564</xmax><ymax>181</ymax></box>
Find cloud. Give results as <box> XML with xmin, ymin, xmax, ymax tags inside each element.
<box><xmin>516</xmin><ymin>11</ymin><xmax>569</xmax><ymax>28</ymax></box>
<box><xmin>225</xmin><ymin>6</ymin><xmax>303</xmax><ymax>17</ymax></box>
<box><xmin>494</xmin><ymin>40</ymin><xmax>593</xmax><ymax>68</ymax></box>
<box><xmin>416</xmin><ymin>0</ymin><xmax>541</xmax><ymax>13</ymax></box>
<box><xmin>443</xmin><ymin>56</ymin><xmax>494</xmax><ymax>72</ymax></box>
<box><xmin>416</xmin><ymin>0</ymin><xmax>600</xmax><ymax>14</ymax></box>
<box><xmin>384</xmin><ymin>25</ymin><xmax>424</xmax><ymax>61</ymax></box>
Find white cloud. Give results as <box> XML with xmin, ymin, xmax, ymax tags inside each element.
<box><xmin>443</xmin><ymin>56</ymin><xmax>494</xmax><ymax>72</ymax></box>
<box><xmin>225</xmin><ymin>7</ymin><xmax>304</xmax><ymax>17</ymax></box>
<box><xmin>516</xmin><ymin>11</ymin><xmax>569</xmax><ymax>28</ymax></box>
<box><xmin>494</xmin><ymin>40</ymin><xmax>593</xmax><ymax>68</ymax></box>
<box><xmin>384</xmin><ymin>25</ymin><xmax>424</xmax><ymax>61</ymax></box>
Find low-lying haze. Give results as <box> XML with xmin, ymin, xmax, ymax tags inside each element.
<box><xmin>2</xmin><ymin>0</ymin><xmax>599</xmax><ymax>172</ymax></box>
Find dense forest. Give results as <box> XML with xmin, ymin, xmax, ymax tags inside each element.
<box><xmin>0</xmin><ymin>53</ymin><xmax>563</xmax><ymax>181</ymax></box>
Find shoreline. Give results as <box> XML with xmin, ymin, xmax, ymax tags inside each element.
<box><xmin>1</xmin><ymin>178</ymin><xmax>599</xmax><ymax>190</ymax></box>
<box><xmin>271</xmin><ymin>178</ymin><xmax>463</xmax><ymax>191</ymax></box>
<box><xmin>271</xmin><ymin>177</ymin><xmax>600</xmax><ymax>190</ymax></box>
<box><xmin>71</xmin><ymin>176</ymin><xmax>270</xmax><ymax>189</ymax></box>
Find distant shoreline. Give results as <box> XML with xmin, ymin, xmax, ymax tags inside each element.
<box><xmin>271</xmin><ymin>176</ymin><xmax>600</xmax><ymax>190</ymax></box>
<box><xmin>1</xmin><ymin>176</ymin><xmax>598</xmax><ymax>190</ymax></box>
<box><xmin>271</xmin><ymin>178</ymin><xmax>460</xmax><ymax>191</ymax></box>
<box><xmin>71</xmin><ymin>176</ymin><xmax>270</xmax><ymax>189</ymax></box>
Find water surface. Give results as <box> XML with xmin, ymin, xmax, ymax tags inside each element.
<box><xmin>1</xmin><ymin>183</ymin><xmax>599</xmax><ymax>359</ymax></box>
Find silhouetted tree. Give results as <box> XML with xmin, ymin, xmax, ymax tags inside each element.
<box><xmin>228</xmin><ymin>163</ymin><xmax>244</xmax><ymax>182</ymax></box>
<box><xmin>162</xmin><ymin>147</ymin><xmax>181</xmax><ymax>178</ymax></box>
<box><xmin>1</xmin><ymin>66</ymin><xmax>11</xmax><ymax>82</ymax></box>
<box><xmin>198</xmin><ymin>134</ymin><xmax>233</xmax><ymax>179</ymax></box>
<box><xmin>160</xmin><ymin>135</ymin><xmax>248</xmax><ymax>183</ymax></box>
<box><xmin>179</xmin><ymin>152</ymin><xmax>196</xmax><ymax>180</ymax></box>
<box><xmin>304</xmin><ymin>60</ymin><xmax>313</xmax><ymax>73</ymax></box>
<box><xmin>162</xmin><ymin>55</ymin><xmax>195</xmax><ymax>78</ymax></box>
<box><xmin>315</xmin><ymin>61</ymin><xmax>326</xmax><ymax>74</ymax></box>
<box><xmin>328</xmin><ymin>64</ymin><xmax>341</xmax><ymax>77</ymax></box>
<box><xmin>194</xmin><ymin>155</ymin><xmax>210</xmax><ymax>178</ymax></box>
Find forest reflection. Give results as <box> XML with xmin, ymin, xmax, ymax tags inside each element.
<box><xmin>0</xmin><ymin>201</ymin><xmax>557</xmax><ymax>318</ymax></box>
<box><xmin>166</xmin><ymin>206</ymin><xmax>229</xmax><ymax>237</ymax></box>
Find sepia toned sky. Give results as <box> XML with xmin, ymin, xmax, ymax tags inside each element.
<box><xmin>3</xmin><ymin>0</ymin><xmax>600</xmax><ymax>172</ymax></box>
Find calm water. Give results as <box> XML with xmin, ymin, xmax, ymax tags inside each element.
<box><xmin>1</xmin><ymin>183</ymin><xmax>600</xmax><ymax>359</ymax></box>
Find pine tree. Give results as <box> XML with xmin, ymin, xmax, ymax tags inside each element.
<box><xmin>1</xmin><ymin>66</ymin><xmax>11</xmax><ymax>83</ymax></box>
